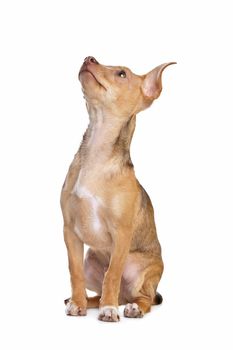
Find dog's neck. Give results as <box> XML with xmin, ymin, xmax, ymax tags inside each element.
<box><xmin>79</xmin><ymin>104</ymin><xmax>136</xmax><ymax>168</ymax></box>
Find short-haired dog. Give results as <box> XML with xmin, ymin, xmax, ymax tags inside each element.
<box><xmin>61</xmin><ymin>57</ymin><xmax>175</xmax><ymax>321</ymax></box>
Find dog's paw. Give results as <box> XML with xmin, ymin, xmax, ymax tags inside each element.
<box><xmin>124</xmin><ymin>303</ymin><xmax>143</xmax><ymax>318</ymax></box>
<box><xmin>98</xmin><ymin>306</ymin><xmax>120</xmax><ymax>322</ymax></box>
<box><xmin>65</xmin><ymin>300</ymin><xmax>87</xmax><ymax>316</ymax></box>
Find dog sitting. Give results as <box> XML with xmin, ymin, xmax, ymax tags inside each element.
<box><xmin>61</xmin><ymin>57</ymin><xmax>175</xmax><ymax>321</ymax></box>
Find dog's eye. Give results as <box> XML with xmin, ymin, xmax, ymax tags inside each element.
<box><xmin>118</xmin><ymin>70</ymin><xmax>126</xmax><ymax>78</ymax></box>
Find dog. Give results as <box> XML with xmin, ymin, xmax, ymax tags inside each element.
<box><xmin>61</xmin><ymin>56</ymin><xmax>176</xmax><ymax>322</ymax></box>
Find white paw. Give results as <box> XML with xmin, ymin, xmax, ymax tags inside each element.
<box><xmin>124</xmin><ymin>303</ymin><xmax>143</xmax><ymax>318</ymax></box>
<box><xmin>65</xmin><ymin>300</ymin><xmax>87</xmax><ymax>316</ymax></box>
<box><xmin>98</xmin><ymin>306</ymin><xmax>120</xmax><ymax>322</ymax></box>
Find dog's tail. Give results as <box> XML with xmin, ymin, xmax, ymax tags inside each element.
<box><xmin>154</xmin><ymin>292</ymin><xmax>163</xmax><ymax>305</ymax></box>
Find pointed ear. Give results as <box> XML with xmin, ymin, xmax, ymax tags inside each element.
<box><xmin>142</xmin><ymin>62</ymin><xmax>176</xmax><ymax>100</ymax></box>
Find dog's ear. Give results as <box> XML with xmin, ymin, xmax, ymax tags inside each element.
<box><xmin>142</xmin><ymin>62</ymin><xmax>176</xmax><ymax>100</ymax></box>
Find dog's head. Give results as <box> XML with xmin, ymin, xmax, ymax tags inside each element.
<box><xmin>79</xmin><ymin>57</ymin><xmax>176</xmax><ymax>118</ymax></box>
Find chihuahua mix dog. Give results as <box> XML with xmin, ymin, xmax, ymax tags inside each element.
<box><xmin>61</xmin><ymin>57</ymin><xmax>175</xmax><ymax>322</ymax></box>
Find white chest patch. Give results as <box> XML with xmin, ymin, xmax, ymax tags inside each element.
<box><xmin>73</xmin><ymin>178</ymin><xmax>103</xmax><ymax>233</ymax></box>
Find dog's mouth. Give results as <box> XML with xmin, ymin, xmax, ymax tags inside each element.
<box><xmin>79</xmin><ymin>68</ymin><xmax>107</xmax><ymax>90</ymax></box>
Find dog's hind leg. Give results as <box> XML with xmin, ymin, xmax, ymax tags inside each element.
<box><xmin>87</xmin><ymin>295</ymin><xmax>101</xmax><ymax>308</ymax></box>
<box><xmin>84</xmin><ymin>249</ymin><xmax>107</xmax><ymax>295</ymax></box>
<box><xmin>122</xmin><ymin>254</ymin><xmax>163</xmax><ymax>318</ymax></box>
<box><xmin>65</xmin><ymin>295</ymin><xmax>101</xmax><ymax>309</ymax></box>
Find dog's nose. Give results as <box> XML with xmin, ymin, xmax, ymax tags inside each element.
<box><xmin>84</xmin><ymin>56</ymin><xmax>99</xmax><ymax>64</ymax></box>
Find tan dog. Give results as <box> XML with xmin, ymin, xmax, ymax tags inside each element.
<box><xmin>61</xmin><ymin>56</ymin><xmax>175</xmax><ymax>322</ymax></box>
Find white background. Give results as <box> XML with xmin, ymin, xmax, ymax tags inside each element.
<box><xmin>0</xmin><ymin>0</ymin><xmax>232</xmax><ymax>349</ymax></box>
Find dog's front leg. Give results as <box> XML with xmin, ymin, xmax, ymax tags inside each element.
<box><xmin>64</xmin><ymin>226</ymin><xmax>87</xmax><ymax>316</ymax></box>
<box><xmin>98</xmin><ymin>227</ymin><xmax>132</xmax><ymax>322</ymax></box>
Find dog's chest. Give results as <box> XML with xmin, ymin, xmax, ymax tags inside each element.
<box><xmin>71</xmin><ymin>170</ymin><xmax>111</xmax><ymax>248</ymax></box>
